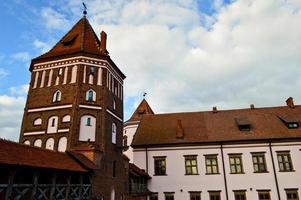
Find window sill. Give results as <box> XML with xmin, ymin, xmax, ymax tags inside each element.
<box><xmin>230</xmin><ymin>172</ymin><xmax>245</xmax><ymax>174</ymax></box>
<box><xmin>253</xmin><ymin>171</ymin><xmax>269</xmax><ymax>173</ymax></box>
<box><xmin>279</xmin><ymin>170</ymin><xmax>295</xmax><ymax>172</ymax></box>
<box><xmin>185</xmin><ymin>174</ymin><xmax>199</xmax><ymax>176</ymax></box>
<box><xmin>205</xmin><ymin>173</ymin><xmax>220</xmax><ymax>175</ymax></box>
<box><xmin>153</xmin><ymin>174</ymin><xmax>168</xmax><ymax>176</ymax></box>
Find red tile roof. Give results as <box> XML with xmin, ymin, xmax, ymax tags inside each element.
<box><xmin>35</xmin><ymin>17</ymin><xmax>104</xmax><ymax>61</ymax></box>
<box><xmin>31</xmin><ymin>17</ymin><xmax>126</xmax><ymax>79</ymax></box>
<box><xmin>0</xmin><ymin>139</ymin><xmax>92</xmax><ymax>172</ymax></box>
<box><xmin>127</xmin><ymin>99</ymin><xmax>154</xmax><ymax>122</ymax></box>
<box><xmin>129</xmin><ymin>163</ymin><xmax>151</xmax><ymax>179</ymax></box>
<box><xmin>132</xmin><ymin>105</ymin><xmax>301</xmax><ymax>147</ymax></box>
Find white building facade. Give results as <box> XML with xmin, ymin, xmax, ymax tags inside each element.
<box><xmin>125</xmin><ymin>98</ymin><xmax>301</xmax><ymax>200</ymax></box>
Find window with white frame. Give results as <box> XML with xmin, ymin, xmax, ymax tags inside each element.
<box><xmin>33</xmin><ymin>118</ymin><xmax>42</xmax><ymax>126</ymax></box>
<box><xmin>79</xmin><ymin>115</ymin><xmax>96</xmax><ymax>142</ymax></box>
<box><xmin>286</xmin><ymin>189</ymin><xmax>299</xmax><ymax>200</ymax></box>
<box><xmin>53</xmin><ymin>90</ymin><xmax>61</xmax><ymax>102</ymax></box>
<box><xmin>86</xmin><ymin>89</ymin><xmax>96</xmax><ymax>102</ymax></box>
<box><xmin>112</xmin><ymin>123</ymin><xmax>117</xmax><ymax>144</ymax></box>
<box><xmin>47</xmin><ymin>116</ymin><xmax>58</xmax><ymax>133</ymax></box>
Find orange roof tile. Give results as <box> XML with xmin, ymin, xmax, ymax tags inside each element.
<box><xmin>35</xmin><ymin>16</ymin><xmax>104</xmax><ymax>61</ymax></box>
<box><xmin>127</xmin><ymin>99</ymin><xmax>154</xmax><ymax>122</ymax></box>
<box><xmin>132</xmin><ymin>105</ymin><xmax>301</xmax><ymax>147</ymax></box>
<box><xmin>0</xmin><ymin>139</ymin><xmax>90</xmax><ymax>172</ymax></box>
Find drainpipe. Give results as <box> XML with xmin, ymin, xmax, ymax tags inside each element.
<box><xmin>220</xmin><ymin>144</ymin><xmax>229</xmax><ymax>200</ymax></box>
<box><xmin>146</xmin><ymin>147</ymin><xmax>149</xmax><ymax>173</ymax></box>
<box><xmin>269</xmin><ymin>141</ymin><xmax>281</xmax><ymax>200</ymax></box>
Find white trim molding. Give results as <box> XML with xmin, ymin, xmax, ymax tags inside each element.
<box><xmin>106</xmin><ymin>109</ymin><xmax>123</xmax><ymax>122</ymax></box>
<box><xmin>79</xmin><ymin>105</ymin><xmax>102</xmax><ymax>110</ymax></box>
<box><xmin>58</xmin><ymin>129</ymin><xmax>70</xmax><ymax>133</ymax></box>
<box><xmin>28</xmin><ymin>105</ymin><xmax>72</xmax><ymax>113</ymax></box>
<box><xmin>24</xmin><ymin>131</ymin><xmax>45</xmax><ymax>136</ymax></box>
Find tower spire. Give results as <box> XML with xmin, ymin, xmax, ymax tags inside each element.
<box><xmin>82</xmin><ymin>2</ymin><xmax>87</xmax><ymax>16</ymax></box>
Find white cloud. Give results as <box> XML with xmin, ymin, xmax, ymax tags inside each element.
<box><xmin>36</xmin><ymin>0</ymin><xmax>301</xmax><ymax>117</ymax></box>
<box><xmin>0</xmin><ymin>68</ymin><xmax>8</xmax><ymax>80</ymax></box>
<box><xmin>0</xmin><ymin>95</ymin><xmax>26</xmax><ymax>141</ymax></box>
<box><xmin>88</xmin><ymin>0</ymin><xmax>300</xmax><ymax>114</ymax></box>
<box><xmin>11</xmin><ymin>52</ymin><xmax>30</xmax><ymax>62</ymax></box>
<box><xmin>9</xmin><ymin>84</ymin><xmax>29</xmax><ymax>96</ymax></box>
<box><xmin>33</xmin><ymin>39</ymin><xmax>52</xmax><ymax>53</ymax></box>
<box><xmin>41</xmin><ymin>7</ymin><xmax>71</xmax><ymax>31</ymax></box>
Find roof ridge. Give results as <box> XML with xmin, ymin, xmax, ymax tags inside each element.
<box><xmin>142</xmin><ymin>104</ymin><xmax>301</xmax><ymax>117</ymax></box>
<box><xmin>0</xmin><ymin>138</ymin><xmax>68</xmax><ymax>155</ymax></box>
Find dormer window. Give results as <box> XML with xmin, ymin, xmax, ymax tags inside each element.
<box><xmin>62</xmin><ymin>34</ymin><xmax>78</xmax><ymax>47</ymax></box>
<box><xmin>287</xmin><ymin>122</ymin><xmax>299</xmax><ymax>129</ymax></box>
<box><xmin>235</xmin><ymin>117</ymin><xmax>251</xmax><ymax>131</ymax></box>
<box><xmin>278</xmin><ymin>116</ymin><xmax>299</xmax><ymax>129</ymax></box>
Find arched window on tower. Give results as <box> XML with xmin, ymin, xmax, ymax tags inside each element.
<box><xmin>79</xmin><ymin>115</ymin><xmax>96</xmax><ymax>141</ymax></box>
<box><xmin>58</xmin><ymin>137</ymin><xmax>67</xmax><ymax>152</ymax></box>
<box><xmin>52</xmin><ymin>90</ymin><xmax>61</xmax><ymax>102</ymax></box>
<box><xmin>86</xmin><ymin>89</ymin><xmax>96</xmax><ymax>102</ymax></box>
<box><xmin>112</xmin><ymin>123</ymin><xmax>117</xmax><ymax>144</ymax></box>
<box><xmin>45</xmin><ymin>138</ymin><xmax>54</xmax><ymax>150</ymax></box>
<box><xmin>47</xmin><ymin>116</ymin><xmax>58</xmax><ymax>133</ymax></box>
<box><xmin>34</xmin><ymin>139</ymin><xmax>42</xmax><ymax>147</ymax></box>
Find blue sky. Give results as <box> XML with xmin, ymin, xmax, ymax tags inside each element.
<box><xmin>0</xmin><ymin>0</ymin><xmax>301</xmax><ymax>141</ymax></box>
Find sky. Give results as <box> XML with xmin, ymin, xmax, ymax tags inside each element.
<box><xmin>0</xmin><ymin>0</ymin><xmax>301</xmax><ymax>141</ymax></box>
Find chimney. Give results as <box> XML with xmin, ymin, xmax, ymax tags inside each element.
<box><xmin>286</xmin><ymin>97</ymin><xmax>295</xmax><ymax>108</ymax></box>
<box><xmin>250</xmin><ymin>104</ymin><xmax>255</xmax><ymax>109</ymax></box>
<box><xmin>100</xmin><ymin>31</ymin><xmax>107</xmax><ymax>50</ymax></box>
<box><xmin>176</xmin><ymin>120</ymin><xmax>184</xmax><ymax>139</ymax></box>
<box><xmin>212</xmin><ymin>106</ymin><xmax>218</xmax><ymax>113</ymax></box>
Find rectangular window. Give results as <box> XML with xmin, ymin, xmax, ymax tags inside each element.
<box><xmin>258</xmin><ymin>191</ymin><xmax>271</xmax><ymax>200</ymax></box>
<box><xmin>252</xmin><ymin>153</ymin><xmax>267</xmax><ymax>173</ymax></box>
<box><xmin>154</xmin><ymin>157</ymin><xmax>166</xmax><ymax>175</ymax></box>
<box><xmin>234</xmin><ymin>191</ymin><xmax>246</xmax><ymax>200</ymax></box>
<box><xmin>90</xmin><ymin>66</ymin><xmax>95</xmax><ymax>75</ymax></box>
<box><xmin>164</xmin><ymin>192</ymin><xmax>174</xmax><ymax>200</ymax></box>
<box><xmin>209</xmin><ymin>191</ymin><xmax>221</xmax><ymax>200</ymax></box>
<box><xmin>150</xmin><ymin>193</ymin><xmax>158</xmax><ymax>200</ymax></box>
<box><xmin>286</xmin><ymin>189</ymin><xmax>299</xmax><ymax>200</ymax></box>
<box><xmin>229</xmin><ymin>154</ymin><xmax>244</xmax><ymax>174</ymax></box>
<box><xmin>190</xmin><ymin>192</ymin><xmax>201</xmax><ymax>200</ymax></box>
<box><xmin>277</xmin><ymin>152</ymin><xmax>294</xmax><ymax>172</ymax></box>
<box><xmin>205</xmin><ymin>155</ymin><xmax>219</xmax><ymax>174</ymax></box>
<box><xmin>185</xmin><ymin>155</ymin><xmax>198</xmax><ymax>175</ymax></box>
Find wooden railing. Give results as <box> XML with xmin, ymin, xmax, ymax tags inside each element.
<box><xmin>0</xmin><ymin>183</ymin><xmax>91</xmax><ymax>200</ymax></box>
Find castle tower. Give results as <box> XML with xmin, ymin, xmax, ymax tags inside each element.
<box><xmin>124</xmin><ymin>99</ymin><xmax>154</xmax><ymax>162</ymax></box>
<box><xmin>19</xmin><ymin>16</ymin><xmax>127</xmax><ymax>198</ymax></box>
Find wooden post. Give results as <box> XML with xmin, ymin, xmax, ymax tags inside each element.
<box><xmin>79</xmin><ymin>174</ymin><xmax>83</xmax><ymax>199</ymax></box>
<box><xmin>50</xmin><ymin>173</ymin><xmax>57</xmax><ymax>200</ymax></box>
<box><xmin>65</xmin><ymin>174</ymin><xmax>71</xmax><ymax>199</ymax></box>
<box><xmin>31</xmin><ymin>172</ymin><xmax>38</xmax><ymax>199</ymax></box>
<box><xmin>5</xmin><ymin>170</ymin><xmax>15</xmax><ymax>200</ymax></box>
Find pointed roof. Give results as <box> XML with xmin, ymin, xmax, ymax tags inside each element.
<box><xmin>34</xmin><ymin>16</ymin><xmax>107</xmax><ymax>61</ymax></box>
<box><xmin>127</xmin><ymin>99</ymin><xmax>154</xmax><ymax>122</ymax></box>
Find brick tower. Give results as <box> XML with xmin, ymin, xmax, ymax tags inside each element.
<box><xmin>19</xmin><ymin>16</ymin><xmax>127</xmax><ymax>199</ymax></box>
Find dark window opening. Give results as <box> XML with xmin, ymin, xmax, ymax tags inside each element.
<box><xmin>154</xmin><ymin>157</ymin><xmax>166</xmax><ymax>175</ymax></box>
<box><xmin>90</xmin><ymin>66</ymin><xmax>95</xmax><ymax>75</ymax></box>
<box><xmin>86</xmin><ymin>117</ymin><xmax>91</xmax><ymax>126</ymax></box>
<box><xmin>51</xmin><ymin>118</ymin><xmax>56</xmax><ymax>127</ymax></box>
<box><xmin>62</xmin><ymin>34</ymin><xmax>78</xmax><ymax>47</ymax></box>
<box><xmin>235</xmin><ymin>117</ymin><xmax>251</xmax><ymax>131</ymax></box>
<box><xmin>278</xmin><ymin>116</ymin><xmax>299</xmax><ymax>129</ymax></box>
